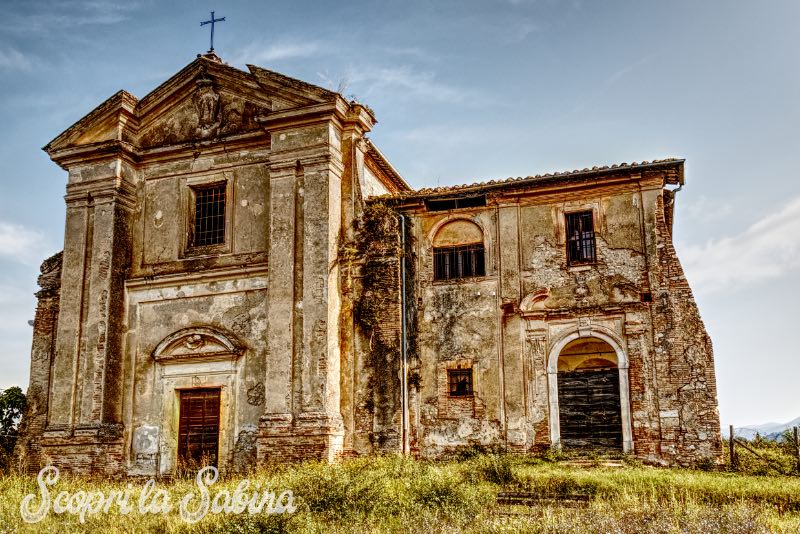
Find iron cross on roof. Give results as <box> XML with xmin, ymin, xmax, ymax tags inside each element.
<box><xmin>200</xmin><ymin>11</ymin><xmax>226</xmax><ymax>52</ymax></box>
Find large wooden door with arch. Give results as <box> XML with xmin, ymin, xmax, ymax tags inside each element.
<box><xmin>177</xmin><ymin>388</ymin><xmax>221</xmax><ymax>467</ymax></box>
<box><xmin>556</xmin><ymin>337</ymin><xmax>623</xmax><ymax>449</ymax></box>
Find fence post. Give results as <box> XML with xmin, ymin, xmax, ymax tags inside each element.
<box><xmin>729</xmin><ymin>424</ymin><xmax>736</xmax><ymax>470</ymax></box>
<box><xmin>794</xmin><ymin>426</ymin><xmax>800</xmax><ymax>475</ymax></box>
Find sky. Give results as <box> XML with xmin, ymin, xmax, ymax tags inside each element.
<box><xmin>0</xmin><ymin>0</ymin><xmax>798</xmax><ymax>429</ymax></box>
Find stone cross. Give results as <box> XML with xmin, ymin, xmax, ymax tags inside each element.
<box><xmin>200</xmin><ymin>11</ymin><xmax>226</xmax><ymax>52</ymax></box>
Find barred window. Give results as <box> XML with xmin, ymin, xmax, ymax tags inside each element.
<box><xmin>566</xmin><ymin>211</ymin><xmax>596</xmax><ymax>265</ymax></box>
<box><xmin>433</xmin><ymin>244</ymin><xmax>485</xmax><ymax>281</ymax></box>
<box><xmin>192</xmin><ymin>183</ymin><xmax>226</xmax><ymax>247</ymax></box>
<box><xmin>448</xmin><ymin>368</ymin><xmax>473</xmax><ymax>397</ymax></box>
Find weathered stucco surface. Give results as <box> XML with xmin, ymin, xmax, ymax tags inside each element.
<box><xmin>16</xmin><ymin>54</ymin><xmax>721</xmax><ymax>474</ymax></box>
<box><xmin>379</xmin><ymin>167</ymin><xmax>722</xmax><ymax>465</ymax></box>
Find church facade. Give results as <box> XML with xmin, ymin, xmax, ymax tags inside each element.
<box><xmin>16</xmin><ymin>54</ymin><xmax>722</xmax><ymax>475</ymax></box>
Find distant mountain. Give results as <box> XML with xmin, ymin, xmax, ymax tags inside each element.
<box><xmin>733</xmin><ymin>416</ymin><xmax>800</xmax><ymax>441</ymax></box>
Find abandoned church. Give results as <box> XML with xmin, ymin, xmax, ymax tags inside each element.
<box><xmin>15</xmin><ymin>52</ymin><xmax>722</xmax><ymax>476</ymax></box>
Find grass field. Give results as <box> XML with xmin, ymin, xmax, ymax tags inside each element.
<box><xmin>1</xmin><ymin>453</ymin><xmax>798</xmax><ymax>533</ymax></box>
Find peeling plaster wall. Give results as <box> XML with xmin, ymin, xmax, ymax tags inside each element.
<box><xmin>19</xmin><ymin>57</ymin><xmax>383</xmax><ymax>474</ymax></box>
<box><xmin>401</xmin><ymin>171</ymin><xmax>722</xmax><ymax>465</ymax></box>
<box><xmin>124</xmin><ymin>277</ymin><xmax>268</xmax><ymax>475</ymax></box>
<box><xmin>19</xmin><ymin>57</ymin><xmax>718</xmax><ymax>472</ymax></box>
<box><xmin>362</xmin><ymin>166</ymin><xmax>391</xmax><ymax>198</ymax></box>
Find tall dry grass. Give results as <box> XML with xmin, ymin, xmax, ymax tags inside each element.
<box><xmin>0</xmin><ymin>454</ymin><xmax>797</xmax><ymax>533</ymax></box>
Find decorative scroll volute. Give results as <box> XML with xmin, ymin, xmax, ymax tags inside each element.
<box><xmin>152</xmin><ymin>327</ymin><xmax>243</xmax><ymax>362</ymax></box>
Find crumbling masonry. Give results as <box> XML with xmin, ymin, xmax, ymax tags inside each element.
<box><xmin>15</xmin><ymin>53</ymin><xmax>722</xmax><ymax>475</ymax></box>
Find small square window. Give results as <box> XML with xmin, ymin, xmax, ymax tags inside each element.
<box><xmin>566</xmin><ymin>211</ymin><xmax>596</xmax><ymax>265</ymax></box>
<box><xmin>191</xmin><ymin>183</ymin><xmax>226</xmax><ymax>247</ymax></box>
<box><xmin>448</xmin><ymin>368</ymin><xmax>473</xmax><ymax>397</ymax></box>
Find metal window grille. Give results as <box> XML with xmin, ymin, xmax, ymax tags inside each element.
<box><xmin>426</xmin><ymin>195</ymin><xmax>487</xmax><ymax>212</ymax></box>
<box><xmin>566</xmin><ymin>211</ymin><xmax>596</xmax><ymax>265</ymax></box>
<box><xmin>448</xmin><ymin>368</ymin><xmax>473</xmax><ymax>397</ymax></box>
<box><xmin>192</xmin><ymin>184</ymin><xmax>226</xmax><ymax>247</ymax></box>
<box><xmin>433</xmin><ymin>244</ymin><xmax>485</xmax><ymax>281</ymax></box>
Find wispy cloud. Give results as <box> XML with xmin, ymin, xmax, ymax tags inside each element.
<box><xmin>394</xmin><ymin>124</ymin><xmax>487</xmax><ymax>148</ymax></box>
<box><xmin>339</xmin><ymin>64</ymin><xmax>480</xmax><ymax>104</ymax></box>
<box><xmin>0</xmin><ymin>222</ymin><xmax>52</xmax><ymax>266</ymax></box>
<box><xmin>0</xmin><ymin>48</ymin><xmax>33</xmax><ymax>71</ymax></box>
<box><xmin>678</xmin><ymin>196</ymin><xmax>800</xmax><ymax>294</ymax></box>
<box><xmin>513</xmin><ymin>20</ymin><xmax>540</xmax><ymax>41</ymax></box>
<box><xmin>0</xmin><ymin>281</ymin><xmax>37</xmax><ymax>388</ymax></box>
<box><xmin>680</xmin><ymin>195</ymin><xmax>734</xmax><ymax>223</ymax></box>
<box><xmin>4</xmin><ymin>0</ymin><xmax>142</xmax><ymax>33</ymax></box>
<box><xmin>564</xmin><ymin>55</ymin><xmax>653</xmax><ymax>116</ymax></box>
<box><xmin>230</xmin><ymin>40</ymin><xmax>322</xmax><ymax>66</ymax></box>
<box><xmin>383</xmin><ymin>46</ymin><xmax>439</xmax><ymax>62</ymax></box>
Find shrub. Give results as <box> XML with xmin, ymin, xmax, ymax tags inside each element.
<box><xmin>290</xmin><ymin>461</ymin><xmax>382</xmax><ymax>520</ymax></box>
<box><xmin>472</xmin><ymin>453</ymin><xmax>517</xmax><ymax>485</ymax></box>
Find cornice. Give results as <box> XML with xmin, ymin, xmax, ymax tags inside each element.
<box><xmin>48</xmin><ymin>140</ymin><xmax>139</xmax><ymax>170</ymax></box>
<box><xmin>255</xmin><ymin>98</ymin><xmax>349</xmax><ymax>130</ymax></box>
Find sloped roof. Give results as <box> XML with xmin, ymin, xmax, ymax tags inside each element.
<box><xmin>364</xmin><ymin>139</ymin><xmax>412</xmax><ymax>193</ymax></box>
<box><xmin>385</xmin><ymin>158</ymin><xmax>684</xmax><ymax>200</ymax></box>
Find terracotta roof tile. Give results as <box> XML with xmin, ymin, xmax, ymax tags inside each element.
<box><xmin>382</xmin><ymin>158</ymin><xmax>683</xmax><ymax>200</ymax></box>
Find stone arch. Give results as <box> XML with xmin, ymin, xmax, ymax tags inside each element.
<box><xmin>428</xmin><ymin>217</ymin><xmax>490</xmax><ymax>280</ymax></box>
<box><xmin>547</xmin><ymin>327</ymin><xmax>633</xmax><ymax>452</ymax></box>
<box><xmin>430</xmin><ymin>217</ymin><xmax>485</xmax><ymax>247</ymax></box>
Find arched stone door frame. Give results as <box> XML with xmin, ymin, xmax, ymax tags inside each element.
<box><xmin>547</xmin><ymin>326</ymin><xmax>633</xmax><ymax>453</ymax></box>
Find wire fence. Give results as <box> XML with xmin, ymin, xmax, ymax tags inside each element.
<box><xmin>727</xmin><ymin>424</ymin><xmax>800</xmax><ymax>476</ymax></box>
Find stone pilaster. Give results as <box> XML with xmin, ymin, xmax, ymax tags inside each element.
<box><xmin>259</xmin><ymin>106</ymin><xmax>356</xmax><ymax>462</ymax></box>
<box><xmin>523</xmin><ymin>324</ymin><xmax>549</xmax><ymax>450</ymax></box>
<box><xmin>40</xmin><ymin>157</ymin><xmax>135</xmax><ymax>475</ymax></box>
<box><xmin>624</xmin><ymin>313</ymin><xmax>662</xmax><ymax>460</ymax></box>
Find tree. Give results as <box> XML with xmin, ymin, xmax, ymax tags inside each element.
<box><xmin>0</xmin><ymin>386</ymin><xmax>26</xmax><ymax>457</ymax></box>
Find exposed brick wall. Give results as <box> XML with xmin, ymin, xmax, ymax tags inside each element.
<box><xmin>36</xmin><ymin>432</ymin><xmax>125</xmax><ymax>476</ymax></box>
<box><xmin>257</xmin><ymin>413</ymin><xmax>344</xmax><ymax>464</ymax></box>
<box><xmin>15</xmin><ymin>252</ymin><xmax>62</xmax><ymax>474</ymax></box>
<box><xmin>650</xmin><ymin>190</ymin><xmax>723</xmax><ymax>465</ymax></box>
<box><xmin>625</xmin><ymin>317</ymin><xmax>663</xmax><ymax>460</ymax></box>
<box><xmin>436</xmin><ymin>359</ymin><xmax>485</xmax><ymax>420</ymax></box>
<box><xmin>349</xmin><ymin>204</ymin><xmax>405</xmax><ymax>454</ymax></box>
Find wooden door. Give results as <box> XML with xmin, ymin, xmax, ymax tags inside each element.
<box><xmin>178</xmin><ymin>388</ymin><xmax>221</xmax><ymax>467</ymax></box>
<box><xmin>557</xmin><ymin>368</ymin><xmax>623</xmax><ymax>450</ymax></box>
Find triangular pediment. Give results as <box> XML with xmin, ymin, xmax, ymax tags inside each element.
<box><xmin>43</xmin><ymin>90</ymin><xmax>139</xmax><ymax>153</ymax></box>
<box><xmin>136</xmin><ymin>58</ymin><xmax>273</xmax><ymax>148</ymax></box>
<box><xmin>44</xmin><ymin>55</ymin><xmax>339</xmax><ymax>156</ymax></box>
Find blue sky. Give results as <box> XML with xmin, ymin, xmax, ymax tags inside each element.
<box><xmin>0</xmin><ymin>0</ymin><xmax>798</xmax><ymax>428</ymax></box>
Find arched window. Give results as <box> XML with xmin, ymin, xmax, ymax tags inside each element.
<box><xmin>432</xmin><ymin>220</ymin><xmax>485</xmax><ymax>281</ymax></box>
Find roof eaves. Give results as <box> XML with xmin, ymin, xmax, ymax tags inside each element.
<box><xmin>365</xmin><ymin>140</ymin><xmax>413</xmax><ymax>192</ymax></box>
<box><xmin>381</xmin><ymin>158</ymin><xmax>684</xmax><ymax>201</ymax></box>
<box><xmin>246</xmin><ymin>64</ymin><xmax>337</xmax><ymax>100</ymax></box>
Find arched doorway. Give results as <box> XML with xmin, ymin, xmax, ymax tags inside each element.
<box><xmin>554</xmin><ymin>337</ymin><xmax>624</xmax><ymax>450</ymax></box>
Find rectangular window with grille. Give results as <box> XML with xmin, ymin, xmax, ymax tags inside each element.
<box><xmin>448</xmin><ymin>368</ymin><xmax>473</xmax><ymax>397</ymax></box>
<box><xmin>433</xmin><ymin>244</ymin><xmax>485</xmax><ymax>281</ymax></box>
<box><xmin>566</xmin><ymin>211</ymin><xmax>596</xmax><ymax>265</ymax></box>
<box><xmin>191</xmin><ymin>183</ymin><xmax>226</xmax><ymax>247</ymax></box>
